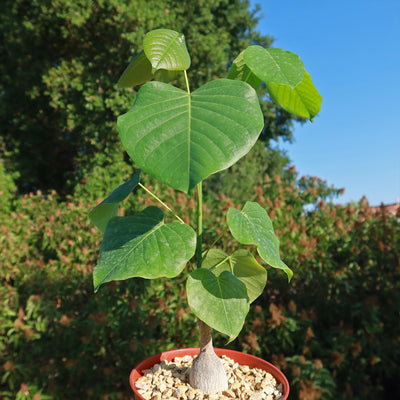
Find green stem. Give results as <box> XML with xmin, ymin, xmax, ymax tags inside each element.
<box><xmin>196</xmin><ymin>181</ymin><xmax>203</xmax><ymax>269</ymax></box>
<box><xmin>184</xmin><ymin>70</ymin><xmax>190</xmax><ymax>94</ymax></box>
<box><xmin>138</xmin><ymin>182</ymin><xmax>185</xmax><ymax>224</ymax></box>
<box><xmin>184</xmin><ymin>70</ymin><xmax>203</xmax><ymax>267</ymax></box>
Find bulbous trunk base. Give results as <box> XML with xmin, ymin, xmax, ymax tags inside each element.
<box><xmin>189</xmin><ymin>319</ymin><xmax>228</xmax><ymax>394</ymax></box>
<box><xmin>189</xmin><ymin>346</ymin><xmax>228</xmax><ymax>394</ymax></box>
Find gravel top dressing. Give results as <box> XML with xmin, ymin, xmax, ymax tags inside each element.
<box><xmin>135</xmin><ymin>354</ymin><xmax>284</xmax><ymax>400</ymax></box>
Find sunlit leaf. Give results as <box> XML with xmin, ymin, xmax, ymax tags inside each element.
<box><xmin>143</xmin><ymin>29</ymin><xmax>191</xmax><ymax>73</ymax></box>
<box><xmin>118</xmin><ymin>79</ymin><xmax>263</xmax><ymax>193</ymax></box>
<box><xmin>227</xmin><ymin>201</ymin><xmax>293</xmax><ymax>281</ymax></box>
<box><xmin>227</xmin><ymin>50</ymin><xmax>262</xmax><ymax>90</ymax></box>
<box><xmin>94</xmin><ymin>206</ymin><xmax>196</xmax><ymax>292</ymax></box>
<box><xmin>203</xmin><ymin>249</ymin><xmax>267</xmax><ymax>303</ymax></box>
<box><xmin>243</xmin><ymin>46</ymin><xmax>304</xmax><ymax>88</ymax></box>
<box><xmin>229</xmin><ymin>45</ymin><xmax>322</xmax><ymax>120</ymax></box>
<box><xmin>267</xmin><ymin>70</ymin><xmax>322</xmax><ymax>120</ymax></box>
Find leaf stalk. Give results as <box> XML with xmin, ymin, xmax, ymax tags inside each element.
<box><xmin>138</xmin><ymin>183</ymin><xmax>185</xmax><ymax>224</ymax></box>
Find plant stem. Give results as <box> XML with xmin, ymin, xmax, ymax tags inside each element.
<box><xmin>196</xmin><ymin>181</ymin><xmax>203</xmax><ymax>269</ymax></box>
<box><xmin>184</xmin><ymin>70</ymin><xmax>190</xmax><ymax>94</ymax></box>
<box><xmin>197</xmin><ymin>318</ymin><xmax>212</xmax><ymax>349</ymax></box>
<box><xmin>184</xmin><ymin>70</ymin><xmax>203</xmax><ymax>266</ymax></box>
<box><xmin>138</xmin><ymin>182</ymin><xmax>185</xmax><ymax>224</ymax></box>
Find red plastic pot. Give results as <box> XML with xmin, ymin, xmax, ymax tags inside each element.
<box><xmin>130</xmin><ymin>348</ymin><xmax>289</xmax><ymax>400</ymax></box>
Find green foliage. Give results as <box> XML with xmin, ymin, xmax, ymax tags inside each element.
<box><xmin>0</xmin><ymin>189</ymin><xmax>198</xmax><ymax>399</ymax></box>
<box><xmin>240</xmin><ymin>47</ymin><xmax>305</xmax><ymax>88</ymax></box>
<box><xmin>286</xmin><ymin>356</ymin><xmax>337</xmax><ymax>400</ymax></box>
<box><xmin>89</xmin><ymin>170</ymin><xmax>141</xmax><ymax>233</ymax></box>
<box><xmin>94</xmin><ymin>206</ymin><xmax>196</xmax><ymax>291</ymax></box>
<box><xmin>2</xmin><ymin>6</ymin><xmax>397</xmax><ymax>400</ymax></box>
<box><xmin>118</xmin><ymin>78</ymin><xmax>264</xmax><ymax>192</ymax></box>
<box><xmin>267</xmin><ymin>70</ymin><xmax>322</xmax><ymax>121</ymax></box>
<box><xmin>202</xmin><ymin>249</ymin><xmax>267</xmax><ymax>304</ymax></box>
<box><xmin>94</xmin><ymin>28</ymin><xmax>322</xmax><ymax>342</ymax></box>
<box><xmin>227</xmin><ymin>201</ymin><xmax>292</xmax><ymax>280</ymax></box>
<box><xmin>187</xmin><ymin>268</ymin><xmax>249</xmax><ymax>342</ymax></box>
<box><xmin>1</xmin><ymin>0</ymin><xmax>299</xmax><ymax>194</ymax></box>
<box><xmin>0</xmin><ymin>159</ymin><xmax>18</xmax><ymax>213</ymax></box>
<box><xmin>232</xmin><ymin>168</ymin><xmax>400</xmax><ymax>399</ymax></box>
<box><xmin>118</xmin><ymin>51</ymin><xmax>155</xmax><ymax>88</ymax></box>
<box><xmin>143</xmin><ymin>29</ymin><xmax>191</xmax><ymax>72</ymax></box>
<box><xmin>229</xmin><ymin>46</ymin><xmax>322</xmax><ymax>120</ymax></box>
<box><xmin>1</xmin><ymin>158</ymin><xmax>399</xmax><ymax>398</ymax></box>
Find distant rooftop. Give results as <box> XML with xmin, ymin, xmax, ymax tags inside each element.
<box><xmin>370</xmin><ymin>199</ymin><xmax>400</xmax><ymax>216</ymax></box>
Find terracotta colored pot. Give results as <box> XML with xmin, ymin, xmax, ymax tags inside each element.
<box><xmin>130</xmin><ymin>348</ymin><xmax>289</xmax><ymax>400</ymax></box>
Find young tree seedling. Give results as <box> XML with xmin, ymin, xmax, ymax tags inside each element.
<box><xmin>89</xmin><ymin>29</ymin><xmax>321</xmax><ymax>394</ymax></box>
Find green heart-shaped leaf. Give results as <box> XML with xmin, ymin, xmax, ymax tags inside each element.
<box><xmin>267</xmin><ymin>70</ymin><xmax>322</xmax><ymax>121</ymax></box>
<box><xmin>143</xmin><ymin>29</ymin><xmax>191</xmax><ymax>73</ymax></box>
<box><xmin>94</xmin><ymin>206</ymin><xmax>196</xmax><ymax>292</ymax></box>
<box><xmin>118</xmin><ymin>79</ymin><xmax>264</xmax><ymax>193</ymax></box>
<box><xmin>203</xmin><ymin>249</ymin><xmax>267</xmax><ymax>303</ymax></box>
<box><xmin>186</xmin><ymin>268</ymin><xmax>249</xmax><ymax>342</ymax></box>
<box><xmin>227</xmin><ymin>202</ymin><xmax>293</xmax><ymax>281</ymax></box>
<box><xmin>89</xmin><ymin>170</ymin><xmax>141</xmax><ymax>233</ymax></box>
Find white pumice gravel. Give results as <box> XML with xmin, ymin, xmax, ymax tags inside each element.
<box><xmin>135</xmin><ymin>355</ymin><xmax>284</xmax><ymax>400</ymax></box>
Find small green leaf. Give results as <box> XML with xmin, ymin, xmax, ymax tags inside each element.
<box><xmin>94</xmin><ymin>206</ymin><xmax>196</xmax><ymax>292</ymax></box>
<box><xmin>227</xmin><ymin>202</ymin><xmax>293</xmax><ymax>281</ymax></box>
<box><xmin>143</xmin><ymin>29</ymin><xmax>191</xmax><ymax>73</ymax></box>
<box><xmin>118</xmin><ymin>79</ymin><xmax>263</xmax><ymax>193</ymax></box>
<box><xmin>186</xmin><ymin>268</ymin><xmax>249</xmax><ymax>341</ymax></box>
<box><xmin>267</xmin><ymin>70</ymin><xmax>322</xmax><ymax>121</ymax></box>
<box><xmin>89</xmin><ymin>170</ymin><xmax>141</xmax><ymax>233</ymax></box>
<box><xmin>117</xmin><ymin>51</ymin><xmax>154</xmax><ymax>88</ymax></box>
<box><xmin>203</xmin><ymin>249</ymin><xmax>267</xmax><ymax>303</ymax></box>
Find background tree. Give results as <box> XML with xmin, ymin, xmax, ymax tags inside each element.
<box><xmin>0</xmin><ymin>0</ymin><xmax>298</xmax><ymax>194</ymax></box>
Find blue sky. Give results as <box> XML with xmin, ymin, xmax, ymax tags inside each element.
<box><xmin>250</xmin><ymin>0</ymin><xmax>400</xmax><ymax>206</ymax></box>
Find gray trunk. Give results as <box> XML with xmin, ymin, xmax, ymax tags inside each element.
<box><xmin>189</xmin><ymin>319</ymin><xmax>228</xmax><ymax>394</ymax></box>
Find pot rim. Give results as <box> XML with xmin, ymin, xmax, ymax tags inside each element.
<box><xmin>130</xmin><ymin>347</ymin><xmax>289</xmax><ymax>400</ymax></box>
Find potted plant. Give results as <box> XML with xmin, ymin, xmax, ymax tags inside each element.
<box><xmin>89</xmin><ymin>29</ymin><xmax>321</xmax><ymax>399</ymax></box>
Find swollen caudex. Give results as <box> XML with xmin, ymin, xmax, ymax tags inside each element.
<box><xmin>189</xmin><ymin>319</ymin><xmax>228</xmax><ymax>394</ymax></box>
<box><xmin>135</xmin><ymin>355</ymin><xmax>284</xmax><ymax>400</ymax></box>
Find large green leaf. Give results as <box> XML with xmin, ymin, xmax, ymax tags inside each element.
<box><xmin>267</xmin><ymin>70</ymin><xmax>322</xmax><ymax>121</ymax></box>
<box><xmin>117</xmin><ymin>51</ymin><xmax>154</xmax><ymax>88</ymax></box>
<box><xmin>186</xmin><ymin>268</ymin><xmax>249</xmax><ymax>341</ymax></box>
<box><xmin>93</xmin><ymin>206</ymin><xmax>196</xmax><ymax>292</ymax></box>
<box><xmin>227</xmin><ymin>202</ymin><xmax>293</xmax><ymax>281</ymax></box>
<box><xmin>89</xmin><ymin>170</ymin><xmax>141</xmax><ymax>233</ymax></box>
<box><xmin>143</xmin><ymin>29</ymin><xmax>191</xmax><ymax>73</ymax></box>
<box><xmin>203</xmin><ymin>249</ymin><xmax>267</xmax><ymax>303</ymax></box>
<box><xmin>118</xmin><ymin>79</ymin><xmax>264</xmax><ymax>193</ymax></box>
